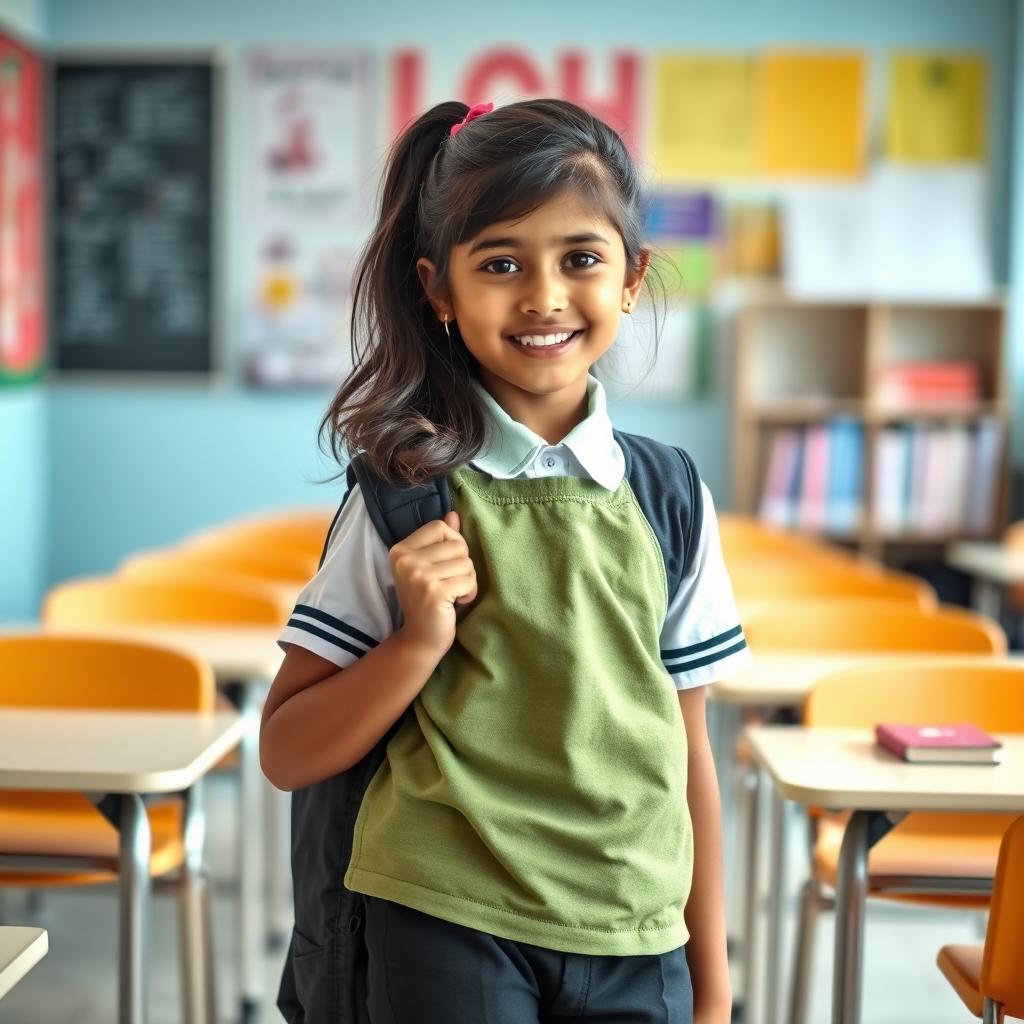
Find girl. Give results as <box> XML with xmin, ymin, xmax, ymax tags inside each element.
<box><xmin>261</xmin><ymin>98</ymin><xmax>751</xmax><ymax>1024</ymax></box>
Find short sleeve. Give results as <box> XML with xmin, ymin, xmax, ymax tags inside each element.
<box><xmin>659</xmin><ymin>481</ymin><xmax>752</xmax><ymax>689</ymax></box>
<box><xmin>276</xmin><ymin>483</ymin><xmax>401</xmax><ymax>669</ymax></box>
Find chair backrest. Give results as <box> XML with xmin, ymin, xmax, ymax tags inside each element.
<box><xmin>0</xmin><ymin>634</ymin><xmax>214</xmax><ymax>711</ymax></box>
<box><xmin>718</xmin><ymin>517</ymin><xmax>860</xmax><ymax>565</ymax></box>
<box><xmin>121</xmin><ymin>543</ymin><xmax>317</xmax><ymax>584</ymax></box>
<box><xmin>729</xmin><ymin>561</ymin><xmax>936</xmax><ymax>608</ymax></box>
<box><xmin>187</xmin><ymin>511</ymin><xmax>335</xmax><ymax>558</ymax></box>
<box><xmin>43</xmin><ymin>576</ymin><xmax>291</xmax><ymax>627</ymax></box>
<box><xmin>983</xmin><ymin>814</ymin><xmax>1024</xmax><ymax>1015</ymax></box>
<box><xmin>805</xmin><ymin>661</ymin><xmax>1024</xmax><ymax>731</ymax></box>
<box><xmin>745</xmin><ymin>601</ymin><xmax>1006</xmax><ymax>654</ymax></box>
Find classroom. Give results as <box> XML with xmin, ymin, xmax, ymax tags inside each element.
<box><xmin>1</xmin><ymin>0</ymin><xmax>1023</xmax><ymax>1022</ymax></box>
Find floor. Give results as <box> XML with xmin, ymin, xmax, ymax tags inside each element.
<box><xmin>0</xmin><ymin>763</ymin><xmax>984</xmax><ymax>1023</ymax></box>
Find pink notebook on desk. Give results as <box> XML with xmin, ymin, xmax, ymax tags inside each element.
<box><xmin>875</xmin><ymin>723</ymin><xmax>1003</xmax><ymax>764</ymax></box>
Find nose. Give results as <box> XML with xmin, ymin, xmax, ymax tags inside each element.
<box><xmin>519</xmin><ymin>266</ymin><xmax>568</xmax><ymax>317</ymax></box>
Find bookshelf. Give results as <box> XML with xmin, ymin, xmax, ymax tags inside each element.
<box><xmin>732</xmin><ymin>293</ymin><xmax>1010</xmax><ymax>560</ymax></box>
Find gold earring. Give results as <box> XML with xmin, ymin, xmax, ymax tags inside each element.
<box><xmin>442</xmin><ymin>314</ymin><xmax>451</xmax><ymax>341</ymax></box>
<box><xmin>623</xmin><ymin>300</ymin><xmax>632</xmax><ymax>314</ymax></box>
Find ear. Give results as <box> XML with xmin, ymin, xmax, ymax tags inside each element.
<box><xmin>416</xmin><ymin>257</ymin><xmax>450</xmax><ymax>318</ymax></box>
<box><xmin>622</xmin><ymin>247</ymin><xmax>651</xmax><ymax>309</ymax></box>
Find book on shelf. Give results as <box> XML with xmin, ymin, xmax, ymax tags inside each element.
<box><xmin>798</xmin><ymin>425</ymin><xmax>830</xmax><ymax>531</ymax></box>
<box><xmin>875</xmin><ymin>722</ymin><xmax>1003</xmax><ymax>765</ymax></box>
<box><xmin>759</xmin><ymin>428</ymin><xmax>802</xmax><ymax>526</ymax></box>
<box><xmin>966</xmin><ymin>417</ymin><xmax>1003</xmax><ymax>535</ymax></box>
<box><xmin>878</xmin><ymin>361</ymin><xmax>982</xmax><ymax>408</ymax></box>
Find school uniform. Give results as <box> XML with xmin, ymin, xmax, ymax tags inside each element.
<box><xmin>278</xmin><ymin>374</ymin><xmax>751</xmax><ymax>1022</ymax></box>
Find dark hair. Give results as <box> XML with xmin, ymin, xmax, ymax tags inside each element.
<box><xmin>319</xmin><ymin>98</ymin><xmax>667</xmax><ymax>486</ymax></box>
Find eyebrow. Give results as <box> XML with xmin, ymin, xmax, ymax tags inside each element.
<box><xmin>466</xmin><ymin>232</ymin><xmax>611</xmax><ymax>256</ymax></box>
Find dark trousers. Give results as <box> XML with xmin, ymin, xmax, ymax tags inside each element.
<box><xmin>363</xmin><ymin>895</ymin><xmax>693</xmax><ymax>1023</ymax></box>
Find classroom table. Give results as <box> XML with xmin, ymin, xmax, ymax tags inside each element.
<box><xmin>946</xmin><ymin>541</ymin><xmax>1024</xmax><ymax>619</ymax></box>
<box><xmin>34</xmin><ymin>623</ymin><xmax>286</xmax><ymax>1022</ymax></box>
<box><xmin>745</xmin><ymin>723</ymin><xmax>1024</xmax><ymax>1024</ymax></box>
<box><xmin>0</xmin><ymin>707</ymin><xmax>246</xmax><ymax>1024</ymax></box>
<box><xmin>0</xmin><ymin>926</ymin><xmax>48</xmax><ymax>1001</ymax></box>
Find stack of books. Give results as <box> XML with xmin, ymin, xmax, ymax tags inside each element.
<box><xmin>875</xmin><ymin>723</ymin><xmax>1003</xmax><ymax>765</ymax></box>
<box><xmin>758</xmin><ymin>420</ymin><xmax>864</xmax><ymax>534</ymax></box>
<box><xmin>872</xmin><ymin>418</ymin><xmax>1003</xmax><ymax>536</ymax></box>
<box><xmin>878</xmin><ymin>361</ymin><xmax>982</xmax><ymax>409</ymax></box>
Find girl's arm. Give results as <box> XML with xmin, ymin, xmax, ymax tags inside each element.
<box><xmin>678</xmin><ymin>686</ymin><xmax>732</xmax><ymax>1023</ymax></box>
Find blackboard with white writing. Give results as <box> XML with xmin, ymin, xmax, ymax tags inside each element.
<box><xmin>53</xmin><ymin>60</ymin><xmax>215</xmax><ymax>372</ymax></box>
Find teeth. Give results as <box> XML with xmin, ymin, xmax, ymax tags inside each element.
<box><xmin>512</xmin><ymin>331</ymin><xmax>576</xmax><ymax>347</ymax></box>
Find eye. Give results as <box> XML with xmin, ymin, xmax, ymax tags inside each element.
<box><xmin>482</xmin><ymin>258</ymin><xmax>519</xmax><ymax>275</ymax></box>
<box><xmin>568</xmin><ymin>252</ymin><xmax>601</xmax><ymax>269</ymax></box>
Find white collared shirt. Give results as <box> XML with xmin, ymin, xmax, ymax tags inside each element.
<box><xmin>278</xmin><ymin>374</ymin><xmax>751</xmax><ymax>689</ymax></box>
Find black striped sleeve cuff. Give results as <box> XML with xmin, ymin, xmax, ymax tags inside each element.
<box><xmin>661</xmin><ymin>624</ymin><xmax>747</xmax><ymax>675</ymax></box>
<box><xmin>285</xmin><ymin>604</ymin><xmax>380</xmax><ymax>660</ymax></box>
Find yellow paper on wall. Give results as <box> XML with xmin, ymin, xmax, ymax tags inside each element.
<box><xmin>886</xmin><ymin>54</ymin><xmax>986</xmax><ymax>162</ymax></box>
<box><xmin>759</xmin><ymin>52</ymin><xmax>865</xmax><ymax>176</ymax></box>
<box><xmin>653</xmin><ymin>54</ymin><xmax>757</xmax><ymax>179</ymax></box>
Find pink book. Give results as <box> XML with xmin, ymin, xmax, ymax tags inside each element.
<box><xmin>875</xmin><ymin>723</ymin><xmax>1003</xmax><ymax>764</ymax></box>
<box><xmin>798</xmin><ymin>426</ymin><xmax>829</xmax><ymax>531</ymax></box>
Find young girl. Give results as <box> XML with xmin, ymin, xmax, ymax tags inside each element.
<box><xmin>261</xmin><ymin>98</ymin><xmax>751</xmax><ymax>1024</ymax></box>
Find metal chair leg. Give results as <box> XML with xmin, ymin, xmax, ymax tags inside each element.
<box><xmin>982</xmin><ymin>996</ymin><xmax>999</xmax><ymax>1024</ymax></box>
<box><xmin>788</xmin><ymin>877</ymin><xmax>820</xmax><ymax>1024</ymax></box>
<box><xmin>178</xmin><ymin>782</ymin><xmax>215</xmax><ymax>1024</ymax></box>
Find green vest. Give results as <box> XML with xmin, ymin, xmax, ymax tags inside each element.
<box><xmin>344</xmin><ymin>468</ymin><xmax>693</xmax><ymax>955</ymax></box>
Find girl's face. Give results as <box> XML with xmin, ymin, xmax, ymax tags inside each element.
<box><xmin>417</xmin><ymin>193</ymin><xmax>648</xmax><ymax>417</ymax></box>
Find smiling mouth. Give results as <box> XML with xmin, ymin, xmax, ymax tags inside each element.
<box><xmin>508</xmin><ymin>329</ymin><xmax>584</xmax><ymax>348</ymax></box>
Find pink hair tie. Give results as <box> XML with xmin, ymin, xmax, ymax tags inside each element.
<box><xmin>449</xmin><ymin>101</ymin><xmax>494</xmax><ymax>138</ymax></box>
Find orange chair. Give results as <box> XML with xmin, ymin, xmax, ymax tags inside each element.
<box><xmin>744</xmin><ymin>600</ymin><xmax>1005</xmax><ymax>654</ymax></box>
<box><xmin>791</xmin><ymin>660</ymin><xmax>1023</xmax><ymax>1024</ymax></box>
<box><xmin>0</xmin><ymin>634</ymin><xmax>217</xmax><ymax>1021</ymax></box>
<box><xmin>719</xmin><ymin>516</ymin><xmax>861</xmax><ymax>565</ymax></box>
<box><xmin>44</xmin><ymin>576</ymin><xmax>292</xmax><ymax>628</ymax></box>
<box><xmin>186</xmin><ymin>509</ymin><xmax>335</xmax><ymax>558</ymax></box>
<box><xmin>937</xmin><ymin>815</ymin><xmax>1024</xmax><ymax>1022</ymax></box>
<box><xmin>731</xmin><ymin>560</ymin><xmax>937</xmax><ymax>611</ymax></box>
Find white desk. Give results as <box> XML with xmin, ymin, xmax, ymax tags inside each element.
<box><xmin>946</xmin><ymin>542</ymin><xmax>1024</xmax><ymax>619</ymax></box>
<box><xmin>0</xmin><ymin>927</ymin><xmax>48</xmax><ymax>1001</ymax></box>
<box><xmin>0</xmin><ymin>709</ymin><xmax>246</xmax><ymax>1024</ymax></box>
<box><xmin>746</xmin><ymin>724</ymin><xmax>1024</xmax><ymax>1024</ymax></box>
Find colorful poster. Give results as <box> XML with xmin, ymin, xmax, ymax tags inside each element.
<box><xmin>0</xmin><ymin>33</ymin><xmax>44</xmax><ymax>384</ymax></box>
<box><xmin>652</xmin><ymin>55</ymin><xmax>757</xmax><ymax>179</ymax></box>
<box><xmin>759</xmin><ymin>52</ymin><xmax>865</xmax><ymax>177</ymax></box>
<box><xmin>243</xmin><ymin>48</ymin><xmax>374</xmax><ymax>388</ymax></box>
<box><xmin>886</xmin><ymin>54</ymin><xmax>987</xmax><ymax>163</ymax></box>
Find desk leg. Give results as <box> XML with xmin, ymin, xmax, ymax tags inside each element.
<box><xmin>764</xmin><ymin>788</ymin><xmax>788</xmax><ymax>1024</ymax></box>
<box><xmin>831</xmin><ymin>810</ymin><xmax>869</xmax><ymax>1024</ymax></box>
<box><xmin>118</xmin><ymin>793</ymin><xmax>151</xmax><ymax>1024</ymax></box>
<box><xmin>972</xmin><ymin>579</ymin><xmax>1003</xmax><ymax>624</ymax></box>
<box><xmin>237</xmin><ymin>682</ymin><xmax>266</xmax><ymax>1023</ymax></box>
<box><xmin>741</xmin><ymin>764</ymin><xmax>762</xmax><ymax>1023</ymax></box>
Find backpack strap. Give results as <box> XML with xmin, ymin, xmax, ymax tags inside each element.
<box><xmin>613</xmin><ymin>430</ymin><xmax>704</xmax><ymax>599</ymax></box>
<box><xmin>347</xmin><ymin>453</ymin><xmax>452</xmax><ymax>550</ymax></box>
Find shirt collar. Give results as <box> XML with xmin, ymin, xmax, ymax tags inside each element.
<box><xmin>469</xmin><ymin>374</ymin><xmax>625</xmax><ymax>491</ymax></box>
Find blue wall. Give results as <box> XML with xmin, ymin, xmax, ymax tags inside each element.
<box><xmin>0</xmin><ymin>0</ymin><xmax>48</xmax><ymax>618</ymax></box>
<box><xmin>2</xmin><ymin>0</ymin><xmax>1019</xmax><ymax>612</ymax></box>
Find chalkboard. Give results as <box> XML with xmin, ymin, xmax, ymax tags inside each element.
<box><xmin>53</xmin><ymin>60</ymin><xmax>215</xmax><ymax>373</ymax></box>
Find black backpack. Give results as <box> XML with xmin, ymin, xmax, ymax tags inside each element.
<box><xmin>277</xmin><ymin>434</ymin><xmax>703</xmax><ymax>1023</ymax></box>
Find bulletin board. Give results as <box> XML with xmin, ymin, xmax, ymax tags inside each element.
<box><xmin>52</xmin><ymin>56</ymin><xmax>217</xmax><ymax>373</ymax></box>
<box><xmin>0</xmin><ymin>31</ymin><xmax>45</xmax><ymax>384</ymax></box>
